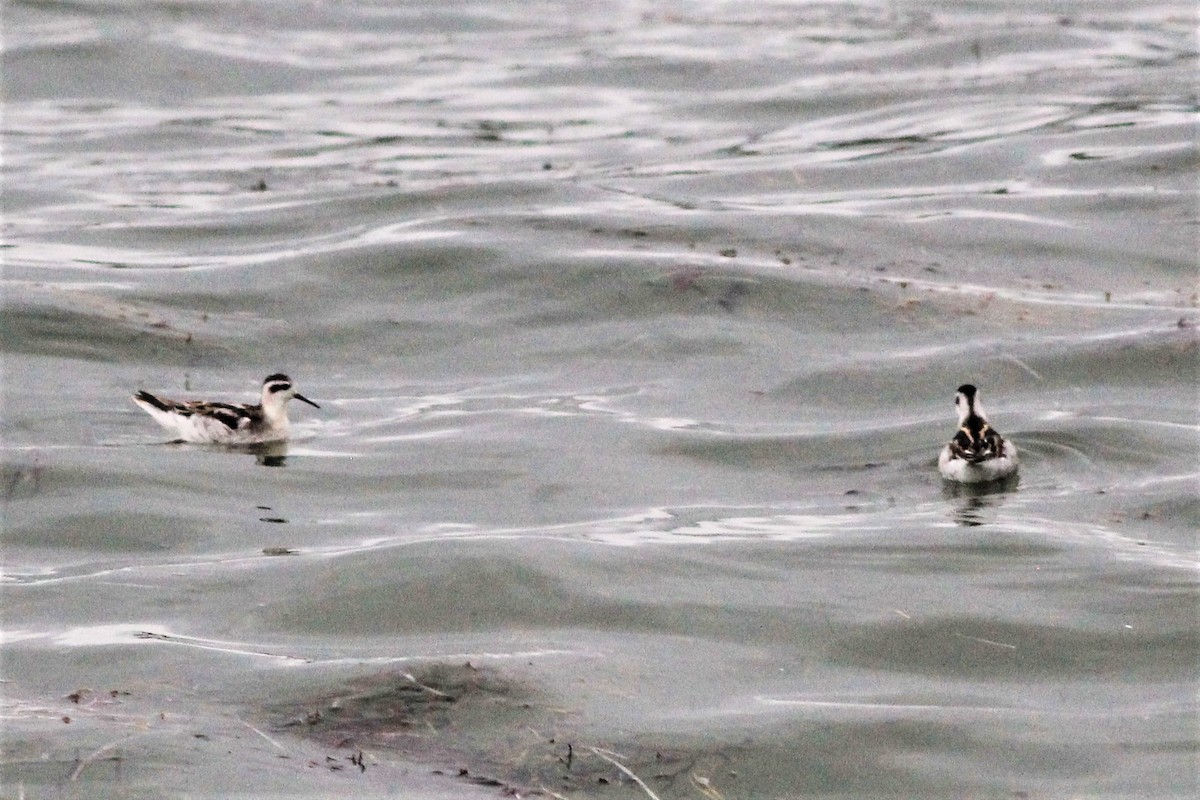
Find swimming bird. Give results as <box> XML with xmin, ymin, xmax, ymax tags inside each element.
<box><xmin>132</xmin><ymin>374</ymin><xmax>319</xmax><ymax>444</ymax></box>
<box><xmin>938</xmin><ymin>384</ymin><xmax>1019</xmax><ymax>484</ymax></box>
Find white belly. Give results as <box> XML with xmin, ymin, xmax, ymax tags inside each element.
<box><xmin>938</xmin><ymin>441</ymin><xmax>1019</xmax><ymax>484</ymax></box>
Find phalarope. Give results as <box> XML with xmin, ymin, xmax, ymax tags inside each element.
<box><xmin>938</xmin><ymin>384</ymin><xmax>1019</xmax><ymax>484</ymax></box>
<box><xmin>132</xmin><ymin>373</ymin><xmax>319</xmax><ymax>444</ymax></box>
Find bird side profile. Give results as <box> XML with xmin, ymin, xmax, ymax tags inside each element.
<box><xmin>938</xmin><ymin>384</ymin><xmax>1019</xmax><ymax>484</ymax></box>
<box><xmin>132</xmin><ymin>374</ymin><xmax>320</xmax><ymax>444</ymax></box>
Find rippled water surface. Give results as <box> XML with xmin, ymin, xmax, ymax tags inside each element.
<box><xmin>3</xmin><ymin>1</ymin><xmax>1198</xmax><ymax>798</ymax></box>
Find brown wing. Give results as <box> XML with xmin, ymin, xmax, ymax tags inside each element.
<box><xmin>184</xmin><ymin>401</ymin><xmax>257</xmax><ymax>431</ymax></box>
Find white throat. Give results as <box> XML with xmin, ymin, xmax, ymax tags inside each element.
<box><xmin>261</xmin><ymin>391</ymin><xmax>291</xmax><ymax>424</ymax></box>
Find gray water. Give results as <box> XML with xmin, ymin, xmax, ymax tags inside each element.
<box><xmin>2</xmin><ymin>1</ymin><xmax>1197</xmax><ymax>798</ymax></box>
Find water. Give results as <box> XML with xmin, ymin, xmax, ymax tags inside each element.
<box><xmin>2</xmin><ymin>1</ymin><xmax>1197</xmax><ymax>797</ymax></box>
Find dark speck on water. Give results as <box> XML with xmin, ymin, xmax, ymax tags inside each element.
<box><xmin>1</xmin><ymin>1</ymin><xmax>1196</xmax><ymax>798</ymax></box>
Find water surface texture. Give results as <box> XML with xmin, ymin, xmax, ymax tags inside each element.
<box><xmin>3</xmin><ymin>1</ymin><xmax>1197</xmax><ymax>798</ymax></box>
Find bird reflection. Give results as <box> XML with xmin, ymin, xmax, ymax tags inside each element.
<box><xmin>942</xmin><ymin>474</ymin><xmax>1019</xmax><ymax>527</ymax></box>
<box><xmin>246</xmin><ymin>440</ymin><xmax>290</xmax><ymax>467</ymax></box>
<box><xmin>163</xmin><ymin>439</ymin><xmax>291</xmax><ymax>466</ymax></box>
